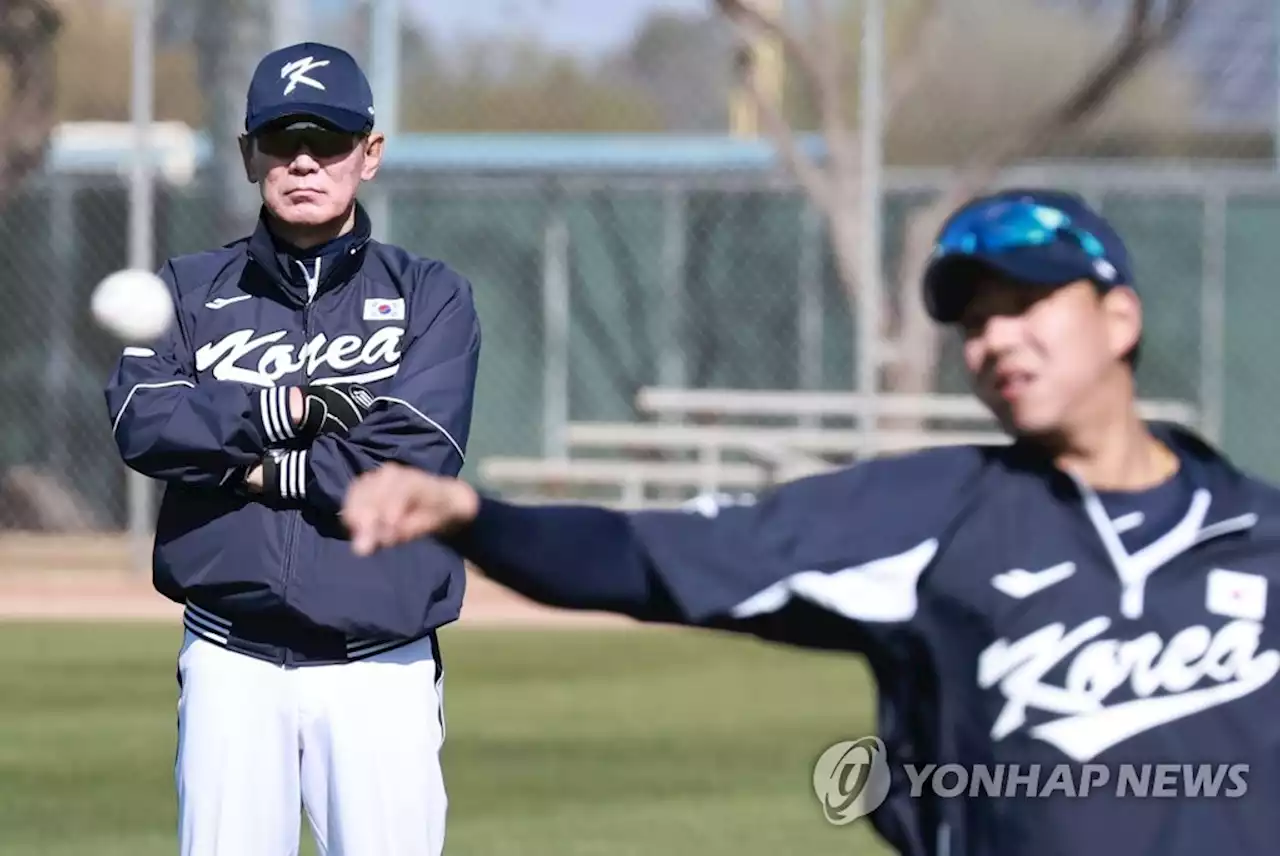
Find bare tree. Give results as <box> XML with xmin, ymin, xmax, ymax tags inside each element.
<box><xmin>715</xmin><ymin>0</ymin><xmax>1194</xmax><ymax>399</ymax></box>
<box><xmin>0</xmin><ymin>0</ymin><xmax>60</xmax><ymax>201</ymax></box>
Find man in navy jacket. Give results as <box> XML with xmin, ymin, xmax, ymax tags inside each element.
<box><xmin>104</xmin><ymin>42</ymin><xmax>478</xmax><ymax>856</ymax></box>
<box><xmin>340</xmin><ymin>190</ymin><xmax>1280</xmax><ymax>856</ymax></box>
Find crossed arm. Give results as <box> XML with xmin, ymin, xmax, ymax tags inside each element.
<box><xmin>105</xmin><ymin>265</ymin><xmax>482</xmax><ymax>508</ymax></box>
<box><xmin>240</xmin><ymin>387</ymin><xmax>303</xmax><ymax>492</ymax></box>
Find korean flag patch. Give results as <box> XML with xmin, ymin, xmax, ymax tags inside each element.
<box><xmin>1206</xmin><ymin>568</ymin><xmax>1268</xmax><ymax>622</ymax></box>
<box><xmin>363</xmin><ymin>298</ymin><xmax>405</xmax><ymax>321</ymax></box>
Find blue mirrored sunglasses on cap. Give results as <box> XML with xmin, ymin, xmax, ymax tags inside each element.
<box><xmin>934</xmin><ymin>200</ymin><xmax>1108</xmax><ymax>260</ymax></box>
<box><xmin>924</xmin><ymin>196</ymin><xmax>1126</xmax><ymax>323</ymax></box>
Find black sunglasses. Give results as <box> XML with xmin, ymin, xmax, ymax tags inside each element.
<box><xmin>253</xmin><ymin>126</ymin><xmax>364</xmax><ymax>160</ymax></box>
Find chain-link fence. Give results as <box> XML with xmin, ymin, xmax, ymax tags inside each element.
<box><xmin>2</xmin><ymin>0</ymin><xmax>1277</xmax><ymax>532</ymax></box>
<box><xmin>3</xmin><ymin>159</ymin><xmax>1280</xmax><ymax>532</ymax></box>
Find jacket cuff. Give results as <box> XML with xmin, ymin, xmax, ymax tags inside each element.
<box><xmin>262</xmin><ymin>449</ymin><xmax>309</xmax><ymax>501</ymax></box>
<box><xmin>256</xmin><ymin>386</ymin><xmax>299</xmax><ymax>445</ymax></box>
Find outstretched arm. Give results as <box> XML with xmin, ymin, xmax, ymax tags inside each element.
<box><xmin>341</xmin><ymin>448</ymin><xmax>981</xmax><ymax>647</ymax></box>
<box><xmin>448</xmin><ymin>498</ymin><xmax>677</xmax><ymax>621</ymax></box>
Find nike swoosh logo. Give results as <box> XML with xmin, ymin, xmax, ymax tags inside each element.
<box><xmin>991</xmin><ymin>562</ymin><xmax>1076</xmax><ymax>599</ymax></box>
<box><xmin>1111</xmin><ymin>511</ymin><xmax>1144</xmax><ymax>534</ymax></box>
<box><xmin>1030</xmin><ymin>655</ymin><xmax>1280</xmax><ymax>761</ymax></box>
<box><xmin>205</xmin><ymin>295</ymin><xmax>253</xmax><ymax>310</ymax></box>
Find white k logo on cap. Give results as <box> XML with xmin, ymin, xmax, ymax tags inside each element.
<box><xmin>281</xmin><ymin>57</ymin><xmax>330</xmax><ymax>95</ymax></box>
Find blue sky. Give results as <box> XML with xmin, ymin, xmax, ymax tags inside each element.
<box><xmin>411</xmin><ymin>0</ymin><xmax>706</xmax><ymax>52</ymax></box>
<box><xmin>312</xmin><ymin>0</ymin><xmax>708</xmax><ymax>55</ymax></box>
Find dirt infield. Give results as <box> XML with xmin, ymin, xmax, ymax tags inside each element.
<box><xmin>0</xmin><ymin>533</ymin><xmax>629</xmax><ymax>628</ymax></box>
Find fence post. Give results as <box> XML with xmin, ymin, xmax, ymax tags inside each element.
<box><xmin>797</xmin><ymin>197</ymin><xmax>824</xmax><ymax>425</ymax></box>
<box><xmin>658</xmin><ymin>182</ymin><xmax>688</xmax><ymax>402</ymax></box>
<box><xmin>46</xmin><ymin>176</ymin><xmax>75</xmax><ymax>483</ymax></box>
<box><xmin>128</xmin><ymin>0</ymin><xmax>157</xmax><ymax>574</ymax></box>
<box><xmin>1200</xmin><ymin>187</ymin><xmax>1227</xmax><ymax>445</ymax></box>
<box><xmin>857</xmin><ymin>0</ymin><xmax>885</xmax><ymax>404</ymax></box>
<box><xmin>365</xmin><ymin>0</ymin><xmax>400</xmax><ymax>244</ymax></box>
<box><xmin>542</xmin><ymin>197</ymin><xmax>571</xmax><ymax>460</ymax></box>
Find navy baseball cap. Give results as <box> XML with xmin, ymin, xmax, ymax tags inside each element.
<box><xmin>922</xmin><ymin>189</ymin><xmax>1135</xmax><ymax>323</ymax></box>
<box><xmin>245</xmin><ymin>42</ymin><xmax>375</xmax><ymax>136</ymax></box>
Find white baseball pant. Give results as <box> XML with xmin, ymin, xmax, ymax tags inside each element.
<box><xmin>173</xmin><ymin>629</ymin><xmax>447</xmax><ymax>856</ymax></box>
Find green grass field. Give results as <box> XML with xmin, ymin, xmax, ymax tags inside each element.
<box><xmin>0</xmin><ymin>622</ymin><xmax>892</xmax><ymax>855</ymax></box>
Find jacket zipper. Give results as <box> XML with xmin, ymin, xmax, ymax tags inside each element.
<box><xmin>278</xmin><ymin>282</ymin><xmax>318</xmax><ymax>669</ymax></box>
<box><xmin>248</xmin><ymin>248</ymin><xmax>363</xmax><ymax>668</ymax></box>
<box><xmin>247</xmin><ymin>252</ymin><xmax>310</xmax><ymax>670</ymax></box>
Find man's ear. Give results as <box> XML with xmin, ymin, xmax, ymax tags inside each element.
<box><xmin>1101</xmin><ymin>285</ymin><xmax>1142</xmax><ymax>362</ymax></box>
<box><xmin>360</xmin><ymin>132</ymin><xmax>385</xmax><ymax>182</ymax></box>
<box><xmin>239</xmin><ymin>135</ymin><xmax>257</xmax><ymax>183</ymax></box>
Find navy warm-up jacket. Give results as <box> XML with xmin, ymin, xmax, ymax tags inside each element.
<box><xmin>105</xmin><ymin>204</ymin><xmax>479</xmax><ymax>663</ymax></box>
<box><xmin>450</xmin><ymin>423</ymin><xmax>1280</xmax><ymax>856</ymax></box>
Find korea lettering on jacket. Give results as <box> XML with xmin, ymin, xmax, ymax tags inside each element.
<box><xmin>452</xmin><ymin>426</ymin><xmax>1280</xmax><ymax>856</ymax></box>
<box><xmin>105</xmin><ymin>204</ymin><xmax>480</xmax><ymax>646</ymax></box>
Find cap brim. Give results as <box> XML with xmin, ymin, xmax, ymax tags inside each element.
<box><xmin>923</xmin><ymin>251</ymin><xmax>1091</xmax><ymax>323</ymax></box>
<box><xmin>247</xmin><ymin>103</ymin><xmax>372</xmax><ymax>135</ymax></box>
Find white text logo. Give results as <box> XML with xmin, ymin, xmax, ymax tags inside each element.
<box><xmin>195</xmin><ymin>327</ymin><xmax>403</xmax><ymax>387</ymax></box>
<box><xmin>903</xmin><ymin>762</ymin><xmax>1247</xmax><ymax>799</ymax></box>
<box><xmin>978</xmin><ymin>617</ymin><xmax>1280</xmax><ymax>761</ymax></box>
<box><xmin>991</xmin><ymin>562</ymin><xmax>1076</xmax><ymax>599</ymax></box>
<box><xmin>280</xmin><ymin>57</ymin><xmax>330</xmax><ymax>95</ymax></box>
<box><xmin>205</xmin><ymin>295</ymin><xmax>253</xmax><ymax>310</ymax></box>
<box><xmin>812</xmin><ymin>738</ymin><xmax>1253</xmax><ymax>824</ymax></box>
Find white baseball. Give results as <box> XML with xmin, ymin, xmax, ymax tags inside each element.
<box><xmin>90</xmin><ymin>268</ymin><xmax>175</xmax><ymax>343</ymax></box>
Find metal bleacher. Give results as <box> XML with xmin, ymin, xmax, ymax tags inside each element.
<box><xmin>478</xmin><ymin>387</ymin><xmax>1204</xmax><ymax>509</ymax></box>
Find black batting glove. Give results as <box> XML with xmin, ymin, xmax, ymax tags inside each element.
<box><xmin>253</xmin><ymin>383</ymin><xmax>375</xmax><ymax>503</ymax></box>
<box><xmin>260</xmin><ymin>447</ymin><xmax>308</xmax><ymax>502</ymax></box>
<box><xmin>296</xmin><ymin>383</ymin><xmax>376</xmax><ymax>439</ymax></box>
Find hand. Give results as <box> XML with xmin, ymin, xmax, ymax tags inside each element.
<box><xmin>294</xmin><ymin>383</ymin><xmax>376</xmax><ymax>438</ymax></box>
<box><xmin>288</xmin><ymin>387</ymin><xmax>304</xmax><ymax>426</ymax></box>
<box><xmin>243</xmin><ymin>463</ymin><xmax>265</xmax><ymax>494</ymax></box>
<box><xmin>341</xmin><ymin>463</ymin><xmax>480</xmax><ymax>556</ymax></box>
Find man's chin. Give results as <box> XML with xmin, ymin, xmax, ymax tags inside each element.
<box><xmin>274</xmin><ymin>200</ymin><xmax>341</xmax><ymax>226</ymax></box>
<box><xmin>981</xmin><ymin>397</ymin><xmax>1058</xmax><ymax>441</ymax></box>
<box><xmin>1004</xmin><ymin>410</ymin><xmax>1066</xmax><ymax>443</ymax></box>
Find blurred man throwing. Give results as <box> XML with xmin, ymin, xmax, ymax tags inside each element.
<box><xmin>339</xmin><ymin>189</ymin><xmax>1280</xmax><ymax>856</ymax></box>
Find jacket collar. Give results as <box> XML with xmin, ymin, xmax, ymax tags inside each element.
<box><xmin>1144</xmin><ymin>421</ymin><xmax>1259</xmax><ymax>526</ymax></box>
<box><xmin>245</xmin><ymin>201</ymin><xmax>374</xmax><ymax>306</ymax></box>
<box><xmin>1005</xmin><ymin>420</ymin><xmax>1260</xmax><ymax>528</ymax></box>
